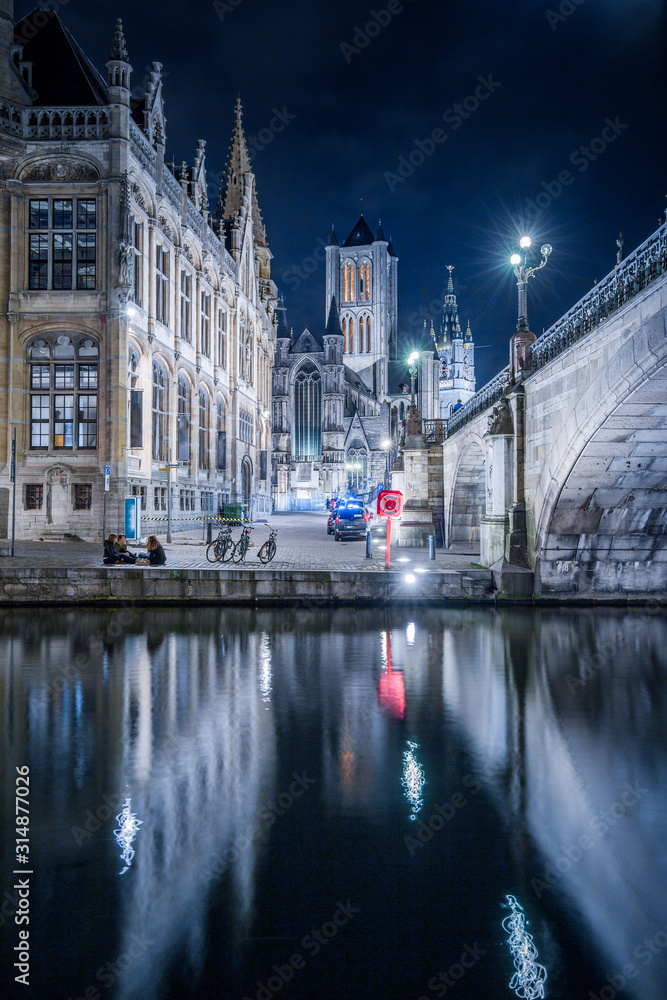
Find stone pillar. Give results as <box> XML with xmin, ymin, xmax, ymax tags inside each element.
<box><xmin>397</xmin><ymin>408</ymin><xmax>436</xmax><ymax>547</ymax></box>
<box><xmin>480</xmin><ymin>430</ymin><xmax>512</xmax><ymax>567</ymax></box>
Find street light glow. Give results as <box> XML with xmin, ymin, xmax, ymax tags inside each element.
<box><xmin>408</xmin><ymin>351</ymin><xmax>419</xmax><ymax>364</ymax></box>
<box><xmin>519</xmin><ymin>236</ymin><xmax>532</xmax><ymax>249</ymax></box>
<box><xmin>510</xmin><ymin>253</ymin><xmax>521</xmax><ymax>266</ymax></box>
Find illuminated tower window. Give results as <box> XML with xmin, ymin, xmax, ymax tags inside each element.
<box><xmin>359</xmin><ymin>261</ymin><xmax>370</xmax><ymax>301</ymax></box>
<box><xmin>348</xmin><ymin>318</ymin><xmax>354</xmax><ymax>354</ymax></box>
<box><xmin>344</xmin><ymin>262</ymin><xmax>355</xmax><ymax>303</ymax></box>
<box><xmin>342</xmin><ymin>317</ymin><xmax>347</xmax><ymax>353</ymax></box>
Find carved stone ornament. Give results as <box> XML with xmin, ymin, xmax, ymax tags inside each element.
<box><xmin>486</xmin><ymin>399</ymin><xmax>513</xmax><ymax>436</ymax></box>
<box><xmin>21</xmin><ymin>160</ymin><xmax>100</xmax><ymax>183</ymax></box>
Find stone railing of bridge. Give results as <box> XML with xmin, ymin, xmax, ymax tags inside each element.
<box><xmin>531</xmin><ymin>220</ymin><xmax>667</xmax><ymax>370</ymax></box>
<box><xmin>442</xmin><ymin>366</ymin><xmax>512</xmax><ymax>439</ymax></box>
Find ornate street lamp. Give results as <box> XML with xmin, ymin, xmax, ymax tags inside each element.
<box><xmin>510</xmin><ymin>236</ymin><xmax>552</xmax><ymax>332</ymax></box>
<box><xmin>408</xmin><ymin>351</ymin><xmax>420</xmax><ymax>408</ymax></box>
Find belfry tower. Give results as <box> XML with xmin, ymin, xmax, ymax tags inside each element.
<box><xmin>431</xmin><ymin>266</ymin><xmax>476</xmax><ymax>417</ymax></box>
<box><xmin>325</xmin><ymin>215</ymin><xmax>398</xmax><ymax>398</ymax></box>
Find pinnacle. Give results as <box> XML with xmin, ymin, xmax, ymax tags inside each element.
<box><xmin>109</xmin><ymin>18</ymin><xmax>129</xmax><ymax>62</ymax></box>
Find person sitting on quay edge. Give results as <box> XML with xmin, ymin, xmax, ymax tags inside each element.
<box><xmin>114</xmin><ymin>534</ymin><xmax>137</xmax><ymax>564</ymax></box>
<box><xmin>135</xmin><ymin>535</ymin><xmax>167</xmax><ymax>566</ymax></box>
<box><xmin>103</xmin><ymin>533</ymin><xmax>120</xmax><ymax>564</ymax></box>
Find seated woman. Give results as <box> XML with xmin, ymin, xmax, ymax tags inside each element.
<box><xmin>103</xmin><ymin>533</ymin><xmax>120</xmax><ymax>564</ymax></box>
<box><xmin>114</xmin><ymin>534</ymin><xmax>137</xmax><ymax>564</ymax></box>
<box><xmin>136</xmin><ymin>535</ymin><xmax>167</xmax><ymax>566</ymax></box>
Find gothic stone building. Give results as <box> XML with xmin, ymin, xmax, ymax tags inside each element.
<box><xmin>0</xmin><ymin>4</ymin><xmax>275</xmax><ymax>539</ymax></box>
<box><xmin>272</xmin><ymin>217</ymin><xmax>398</xmax><ymax>507</ymax></box>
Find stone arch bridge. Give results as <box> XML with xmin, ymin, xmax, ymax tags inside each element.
<box><xmin>437</xmin><ymin>221</ymin><xmax>667</xmax><ymax>596</ymax></box>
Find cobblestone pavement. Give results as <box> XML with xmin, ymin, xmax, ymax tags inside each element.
<box><xmin>1</xmin><ymin>512</ymin><xmax>482</xmax><ymax>574</ymax></box>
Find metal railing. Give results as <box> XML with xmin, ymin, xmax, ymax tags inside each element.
<box><xmin>444</xmin><ymin>366</ymin><xmax>512</xmax><ymax>439</ymax></box>
<box><xmin>531</xmin><ymin>220</ymin><xmax>667</xmax><ymax>370</ymax></box>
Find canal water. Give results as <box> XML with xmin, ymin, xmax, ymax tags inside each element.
<box><xmin>1</xmin><ymin>606</ymin><xmax>666</xmax><ymax>1000</ymax></box>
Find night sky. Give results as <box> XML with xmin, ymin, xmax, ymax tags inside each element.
<box><xmin>18</xmin><ymin>0</ymin><xmax>666</xmax><ymax>386</ymax></box>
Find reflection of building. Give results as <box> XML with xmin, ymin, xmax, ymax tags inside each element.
<box><xmin>0</xmin><ymin>7</ymin><xmax>275</xmax><ymax>539</ymax></box>
<box><xmin>272</xmin><ymin>217</ymin><xmax>395</xmax><ymax>508</ymax></box>
<box><xmin>430</xmin><ymin>267</ymin><xmax>476</xmax><ymax>418</ymax></box>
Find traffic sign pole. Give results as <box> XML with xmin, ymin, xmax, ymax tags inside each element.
<box><xmin>385</xmin><ymin>516</ymin><xmax>391</xmax><ymax>569</ymax></box>
<box><xmin>166</xmin><ymin>446</ymin><xmax>172</xmax><ymax>543</ymax></box>
<box><xmin>10</xmin><ymin>428</ymin><xmax>16</xmax><ymax>557</ymax></box>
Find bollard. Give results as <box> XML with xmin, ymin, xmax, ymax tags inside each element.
<box><xmin>366</xmin><ymin>530</ymin><xmax>373</xmax><ymax>558</ymax></box>
<box><xmin>428</xmin><ymin>534</ymin><xmax>436</xmax><ymax>560</ymax></box>
<box><xmin>206</xmin><ymin>520</ymin><xmax>213</xmax><ymax>545</ymax></box>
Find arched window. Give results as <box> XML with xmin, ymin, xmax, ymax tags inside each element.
<box><xmin>152</xmin><ymin>359</ymin><xmax>168</xmax><ymax>461</ymax></box>
<box><xmin>346</xmin><ymin>446</ymin><xmax>367</xmax><ymax>492</ymax></box>
<box><xmin>28</xmin><ymin>334</ymin><xmax>98</xmax><ymax>451</ymax></box>
<box><xmin>129</xmin><ymin>347</ymin><xmax>142</xmax><ymax>450</ymax></box>
<box><xmin>365</xmin><ymin>316</ymin><xmax>372</xmax><ymax>352</ymax></box>
<box><xmin>342</xmin><ymin>317</ymin><xmax>347</xmax><ymax>353</ymax></box>
<box><xmin>348</xmin><ymin>318</ymin><xmax>354</xmax><ymax>354</ymax></box>
<box><xmin>216</xmin><ymin>396</ymin><xmax>226</xmax><ymax>471</ymax></box>
<box><xmin>343</xmin><ymin>262</ymin><xmax>354</xmax><ymax>303</ymax></box>
<box><xmin>177</xmin><ymin>373</ymin><xmax>190</xmax><ymax>462</ymax></box>
<box><xmin>292</xmin><ymin>363</ymin><xmax>321</xmax><ymax>461</ymax></box>
<box><xmin>359</xmin><ymin>261</ymin><xmax>370</xmax><ymax>301</ymax></box>
<box><xmin>198</xmin><ymin>386</ymin><xmax>209</xmax><ymax>470</ymax></box>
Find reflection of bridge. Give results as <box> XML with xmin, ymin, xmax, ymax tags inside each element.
<box><xmin>440</xmin><ymin>221</ymin><xmax>667</xmax><ymax>595</ymax></box>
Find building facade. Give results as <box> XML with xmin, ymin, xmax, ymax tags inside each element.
<box><xmin>0</xmin><ymin>5</ymin><xmax>275</xmax><ymax>539</ymax></box>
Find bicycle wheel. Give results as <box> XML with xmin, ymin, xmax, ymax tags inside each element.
<box><xmin>206</xmin><ymin>540</ymin><xmax>220</xmax><ymax>562</ymax></box>
<box><xmin>258</xmin><ymin>539</ymin><xmax>276</xmax><ymax>564</ymax></box>
<box><xmin>220</xmin><ymin>537</ymin><xmax>234</xmax><ymax>563</ymax></box>
<box><xmin>232</xmin><ymin>536</ymin><xmax>247</xmax><ymax>563</ymax></box>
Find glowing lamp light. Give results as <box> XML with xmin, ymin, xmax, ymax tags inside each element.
<box><xmin>397</xmin><ymin>557</ymin><xmax>410</xmax><ymax>564</ymax></box>
<box><xmin>519</xmin><ymin>235</ymin><xmax>532</xmax><ymax>249</ymax></box>
<box><xmin>124</xmin><ymin>303</ymin><xmax>137</xmax><ymax>318</ymax></box>
<box><xmin>510</xmin><ymin>253</ymin><xmax>522</xmax><ymax>266</ymax></box>
<box><xmin>408</xmin><ymin>351</ymin><xmax>419</xmax><ymax>364</ymax></box>
<box><xmin>404</xmin><ymin>573</ymin><xmax>416</xmax><ymax>584</ymax></box>
<box><xmin>501</xmin><ymin>895</ymin><xmax>548</xmax><ymax>999</ymax></box>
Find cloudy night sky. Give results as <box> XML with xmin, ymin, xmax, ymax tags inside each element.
<box><xmin>17</xmin><ymin>0</ymin><xmax>665</xmax><ymax>385</ymax></box>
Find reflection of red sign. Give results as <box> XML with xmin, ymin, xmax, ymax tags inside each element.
<box><xmin>377</xmin><ymin>490</ymin><xmax>403</xmax><ymax>519</ymax></box>
<box><xmin>377</xmin><ymin>630</ymin><xmax>405</xmax><ymax>719</ymax></box>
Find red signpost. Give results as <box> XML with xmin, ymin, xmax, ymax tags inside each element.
<box><xmin>376</xmin><ymin>490</ymin><xmax>404</xmax><ymax>568</ymax></box>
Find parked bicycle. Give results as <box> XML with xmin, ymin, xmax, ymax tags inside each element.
<box><xmin>206</xmin><ymin>524</ymin><xmax>234</xmax><ymax>563</ymax></box>
<box><xmin>232</xmin><ymin>524</ymin><xmax>254</xmax><ymax>563</ymax></box>
<box><xmin>258</xmin><ymin>526</ymin><xmax>278</xmax><ymax>564</ymax></box>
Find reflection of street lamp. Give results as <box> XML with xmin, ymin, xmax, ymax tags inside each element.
<box><xmin>408</xmin><ymin>351</ymin><xmax>419</xmax><ymax>408</ymax></box>
<box><xmin>510</xmin><ymin>236</ymin><xmax>552</xmax><ymax>332</ymax></box>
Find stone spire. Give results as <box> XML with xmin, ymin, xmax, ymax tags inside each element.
<box><xmin>465</xmin><ymin>318</ymin><xmax>472</xmax><ymax>341</ymax></box>
<box><xmin>442</xmin><ymin>265</ymin><xmax>462</xmax><ymax>338</ymax></box>
<box><xmin>276</xmin><ymin>294</ymin><xmax>291</xmax><ymax>341</ymax></box>
<box><xmin>325</xmin><ymin>294</ymin><xmax>344</xmax><ymax>337</ymax></box>
<box><xmin>218</xmin><ymin>97</ymin><xmax>267</xmax><ymax>246</ymax></box>
<box><xmin>109</xmin><ymin>18</ymin><xmax>129</xmax><ymax>61</ymax></box>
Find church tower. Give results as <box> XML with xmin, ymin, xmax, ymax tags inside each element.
<box><xmin>325</xmin><ymin>215</ymin><xmax>397</xmax><ymax>398</ymax></box>
<box><xmin>431</xmin><ymin>266</ymin><xmax>476</xmax><ymax>418</ymax></box>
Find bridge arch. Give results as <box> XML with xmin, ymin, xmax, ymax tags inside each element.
<box><xmin>534</xmin><ymin>314</ymin><xmax>667</xmax><ymax>593</ymax></box>
<box><xmin>448</xmin><ymin>435</ymin><xmax>486</xmax><ymax>550</ymax></box>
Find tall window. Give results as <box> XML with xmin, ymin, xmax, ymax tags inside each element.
<box><xmin>343</xmin><ymin>262</ymin><xmax>354</xmax><ymax>302</ymax></box>
<box><xmin>346</xmin><ymin>446</ymin><xmax>367</xmax><ymax>491</ymax></box>
<box><xmin>360</xmin><ymin>315</ymin><xmax>372</xmax><ymax>352</ymax></box>
<box><xmin>156</xmin><ymin>245</ymin><xmax>169</xmax><ymax>325</ymax></box>
<box><xmin>129</xmin><ymin>348</ymin><xmax>142</xmax><ymax>449</ymax></box>
<box><xmin>292</xmin><ymin>363</ymin><xmax>321</xmax><ymax>461</ymax></box>
<box><xmin>201</xmin><ymin>292</ymin><xmax>211</xmax><ymax>357</ymax></box>
<box><xmin>342</xmin><ymin>317</ymin><xmax>347</xmax><ymax>354</ymax></box>
<box><xmin>348</xmin><ymin>318</ymin><xmax>354</xmax><ymax>354</ymax></box>
<box><xmin>152</xmin><ymin>360</ymin><xmax>168</xmax><ymax>461</ymax></box>
<box><xmin>177</xmin><ymin>374</ymin><xmax>190</xmax><ymax>462</ymax></box>
<box><xmin>198</xmin><ymin>387</ymin><xmax>209</xmax><ymax>470</ymax></box>
<box><xmin>29</xmin><ymin>198</ymin><xmax>96</xmax><ymax>290</ymax></box>
<box><xmin>217</xmin><ymin>309</ymin><xmax>227</xmax><ymax>369</ymax></box>
<box><xmin>359</xmin><ymin>261</ymin><xmax>370</xmax><ymax>300</ymax></box>
<box><xmin>180</xmin><ymin>271</ymin><xmax>192</xmax><ymax>341</ymax></box>
<box><xmin>216</xmin><ymin>396</ymin><xmax>226</xmax><ymax>471</ymax></box>
<box><xmin>28</xmin><ymin>335</ymin><xmax>98</xmax><ymax>450</ymax></box>
<box><xmin>132</xmin><ymin>220</ymin><xmax>143</xmax><ymax>306</ymax></box>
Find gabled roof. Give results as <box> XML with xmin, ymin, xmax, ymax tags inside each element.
<box><xmin>15</xmin><ymin>10</ymin><xmax>108</xmax><ymax>106</ymax></box>
<box><xmin>343</xmin><ymin>215</ymin><xmax>375</xmax><ymax>247</ymax></box>
<box><xmin>291</xmin><ymin>327</ymin><xmax>323</xmax><ymax>353</ymax></box>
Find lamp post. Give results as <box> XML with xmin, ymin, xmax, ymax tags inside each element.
<box><xmin>382</xmin><ymin>438</ymin><xmax>391</xmax><ymax>489</ymax></box>
<box><xmin>510</xmin><ymin>236</ymin><xmax>552</xmax><ymax>332</ymax></box>
<box><xmin>408</xmin><ymin>351</ymin><xmax>419</xmax><ymax>408</ymax></box>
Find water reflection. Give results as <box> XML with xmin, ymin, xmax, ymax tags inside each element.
<box><xmin>0</xmin><ymin>606</ymin><xmax>665</xmax><ymax>1000</ymax></box>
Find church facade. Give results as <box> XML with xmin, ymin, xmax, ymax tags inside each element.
<box><xmin>272</xmin><ymin>217</ymin><xmax>397</xmax><ymax>508</ymax></box>
<box><xmin>0</xmin><ymin>4</ymin><xmax>275</xmax><ymax>539</ymax></box>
